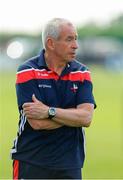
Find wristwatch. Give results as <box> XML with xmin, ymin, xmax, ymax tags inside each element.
<box><xmin>48</xmin><ymin>107</ymin><xmax>56</xmax><ymax>119</ymax></box>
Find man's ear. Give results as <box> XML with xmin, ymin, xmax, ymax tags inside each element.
<box><xmin>46</xmin><ymin>38</ymin><xmax>55</xmax><ymax>50</ymax></box>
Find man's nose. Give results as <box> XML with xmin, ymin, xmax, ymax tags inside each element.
<box><xmin>72</xmin><ymin>40</ymin><xmax>78</xmax><ymax>49</ymax></box>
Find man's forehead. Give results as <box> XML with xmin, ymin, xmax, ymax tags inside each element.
<box><xmin>60</xmin><ymin>24</ymin><xmax>77</xmax><ymax>35</ymax></box>
<box><xmin>61</xmin><ymin>23</ymin><xmax>76</xmax><ymax>30</ymax></box>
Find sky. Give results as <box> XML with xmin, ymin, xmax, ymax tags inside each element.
<box><xmin>0</xmin><ymin>0</ymin><xmax>123</xmax><ymax>33</ymax></box>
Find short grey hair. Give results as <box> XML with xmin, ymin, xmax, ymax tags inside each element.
<box><xmin>42</xmin><ymin>18</ymin><xmax>73</xmax><ymax>49</ymax></box>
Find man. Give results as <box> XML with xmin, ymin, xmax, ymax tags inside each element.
<box><xmin>11</xmin><ymin>18</ymin><xmax>96</xmax><ymax>179</ymax></box>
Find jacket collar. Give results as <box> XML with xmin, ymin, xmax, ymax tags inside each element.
<box><xmin>37</xmin><ymin>49</ymin><xmax>72</xmax><ymax>75</ymax></box>
<box><xmin>37</xmin><ymin>49</ymin><xmax>47</xmax><ymax>68</ymax></box>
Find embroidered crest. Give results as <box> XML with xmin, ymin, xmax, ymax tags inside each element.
<box><xmin>70</xmin><ymin>83</ymin><xmax>78</xmax><ymax>93</ymax></box>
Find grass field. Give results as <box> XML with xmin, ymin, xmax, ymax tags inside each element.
<box><xmin>0</xmin><ymin>66</ymin><xmax>123</xmax><ymax>179</ymax></box>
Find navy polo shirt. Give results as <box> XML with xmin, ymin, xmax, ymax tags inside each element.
<box><xmin>11</xmin><ymin>49</ymin><xmax>96</xmax><ymax>169</ymax></box>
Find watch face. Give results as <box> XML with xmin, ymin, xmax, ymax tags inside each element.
<box><xmin>48</xmin><ymin>107</ymin><xmax>56</xmax><ymax>118</ymax></box>
<box><xmin>49</xmin><ymin>108</ymin><xmax>56</xmax><ymax>116</ymax></box>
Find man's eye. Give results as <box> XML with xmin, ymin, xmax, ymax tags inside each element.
<box><xmin>66</xmin><ymin>36</ymin><xmax>77</xmax><ymax>41</ymax></box>
<box><xmin>67</xmin><ymin>38</ymin><xmax>72</xmax><ymax>41</ymax></box>
<box><xmin>66</xmin><ymin>37</ymin><xmax>72</xmax><ymax>41</ymax></box>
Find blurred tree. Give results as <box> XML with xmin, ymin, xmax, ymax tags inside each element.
<box><xmin>77</xmin><ymin>14</ymin><xmax>123</xmax><ymax>41</ymax></box>
<box><xmin>77</xmin><ymin>22</ymin><xmax>101</xmax><ymax>37</ymax></box>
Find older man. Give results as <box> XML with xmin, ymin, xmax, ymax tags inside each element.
<box><xmin>11</xmin><ymin>18</ymin><xmax>96</xmax><ymax>179</ymax></box>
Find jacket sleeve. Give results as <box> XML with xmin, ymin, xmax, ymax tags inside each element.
<box><xmin>76</xmin><ymin>68</ymin><xmax>96</xmax><ymax>108</ymax></box>
<box><xmin>16</xmin><ymin>64</ymin><xmax>41</xmax><ymax>110</ymax></box>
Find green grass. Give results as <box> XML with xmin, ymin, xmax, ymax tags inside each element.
<box><xmin>0</xmin><ymin>66</ymin><xmax>123</xmax><ymax>179</ymax></box>
<box><xmin>0</xmin><ymin>70</ymin><xmax>18</xmax><ymax>179</ymax></box>
<box><xmin>83</xmin><ymin>66</ymin><xmax>123</xmax><ymax>179</ymax></box>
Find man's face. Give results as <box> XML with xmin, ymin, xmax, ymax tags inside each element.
<box><xmin>53</xmin><ymin>24</ymin><xmax>78</xmax><ymax>62</ymax></box>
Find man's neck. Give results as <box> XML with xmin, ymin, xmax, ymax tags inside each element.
<box><xmin>44</xmin><ymin>51</ymin><xmax>67</xmax><ymax>75</ymax></box>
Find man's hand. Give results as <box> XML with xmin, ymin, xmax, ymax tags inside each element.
<box><xmin>23</xmin><ymin>94</ymin><xmax>49</xmax><ymax>120</ymax></box>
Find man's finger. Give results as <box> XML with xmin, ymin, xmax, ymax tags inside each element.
<box><xmin>32</xmin><ymin>94</ymin><xmax>39</xmax><ymax>103</ymax></box>
<box><xmin>23</xmin><ymin>103</ymin><xmax>33</xmax><ymax>108</ymax></box>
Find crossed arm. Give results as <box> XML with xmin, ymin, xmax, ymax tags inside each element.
<box><xmin>23</xmin><ymin>94</ymin><xmax>94</xmax><ymax>130</ymax></box>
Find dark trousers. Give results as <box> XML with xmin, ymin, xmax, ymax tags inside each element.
<box><xmin>13</xmin><ymin>160</ymin><xmax>82</xmax><ymax>179</ymax></box>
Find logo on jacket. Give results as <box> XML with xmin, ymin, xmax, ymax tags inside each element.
<box><xmin>38</xmin><ymin>84</ymin><xmax>52</xmax><ymax>88</ymax></box>
<box><xmin>70</xmin><ymin>83</ymin><xmax>78</xmax><ymax>93</ymax></box>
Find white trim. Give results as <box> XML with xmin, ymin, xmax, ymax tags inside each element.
<box><xmin>70</xmin><ymin>70</ymin><xmax>90</xmax><ymax>74</ymax></box>
<box><xmin>16</xmin><ymin>68</ymin><xmax>47</xmax><ymax>74</ymax></box>
<box><xmin>82</xmin><ymin>127</ymin><xmax>86</xmax><ymax>157</ymax></box>
<box><xmin>10</xmin><ymin>136</ymin><xmax>18</xmax><ymax>154</ymax></box>
<box><xmin>17</xmin><ymin>68</ymin><xmax>90</xmax><ymax>75</ymax></box>
<box><xmin>18</xmin><ymin>110</ymin><xmax>27</xmax><ymax>135</ymax></box>
<box><xmin>11</xmin><ymin>111</ymin><xmax>27</xmax><ymax>156</ymax></box>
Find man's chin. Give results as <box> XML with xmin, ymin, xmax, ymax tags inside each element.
<box><xmin>69</xmin><ymin>55</ymin><xmax>76</xmax><ymax>61</ymax></box>
<box><xmin>67</xmin><ymin>58</ymin><xmax>75</xmax><ymax>63</ymax></box>
<box><xmin>65</xmin><ymin>55</ymin><xmax>76</xmax><ymax>62</ymax></box>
